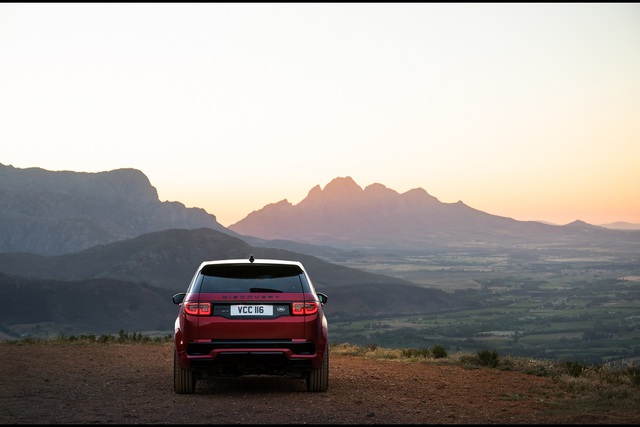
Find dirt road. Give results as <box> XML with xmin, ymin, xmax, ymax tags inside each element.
<box><xmin>0</xmin><ymin>342</ymin><xmax>636</xmax><ymax>424</ymax></box>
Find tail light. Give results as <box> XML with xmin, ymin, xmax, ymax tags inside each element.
<box><xmin>292</xmin><ymin>301</ymin><xmax>319</xmax><ymax>315</ymax></box>
<box><xmin>184</xmin><ymin>302</ymin><xmax>211</xmax><ymax>315</ymax></box>
<box><xmin>184</xmin><ymin>301</ymin><xmax>317</xmax><ymax>316</ymax></box>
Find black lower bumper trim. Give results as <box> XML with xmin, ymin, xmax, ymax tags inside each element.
<box><xmin>187</xmin><ymin>340</ymin><xmax>316</xmax><ymax>356</ymax></box>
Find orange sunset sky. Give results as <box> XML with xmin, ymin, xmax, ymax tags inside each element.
<box><xmin>1</xmin><ymin>3</ymin><xmax>639</xmax><ymax>227</ymax></box>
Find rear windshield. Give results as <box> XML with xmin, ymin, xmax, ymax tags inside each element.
<box><xmin>192</xmin><ymin>264</ymin><xmax>311</xmax><ymax>294</ymax></box>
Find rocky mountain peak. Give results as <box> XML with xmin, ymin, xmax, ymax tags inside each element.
<box><xmin>363</xmin><ymin>183</ymin><xmax>398</xmax><ymax>197</ymax></box>
<box><xmin>323</xmin><ymin>176</ymin><xmax>363</xmax><ymax>194</ymax></box>
<box><xmin>298</xmin><ymin>177</ymin><xmax>364</xmax><ymax>208</ymax></box>
<box><xmin>229</xmin><ymin>176</ymin><xmax>626</xmax><ymax>250</ymax></box>
<box><xmin>401</xmin><ymin>187</ymin><xmax>439</xmax><ymax>204</ymax></box>
<box><xmin>0</xmin><ymin>163</ymin><xmax>228</xmax><ymax>255</ymax></box>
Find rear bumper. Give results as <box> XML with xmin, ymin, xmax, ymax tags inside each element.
<box><xmin>177</xmin><ymin>340</ymin><xmax>324</xmax><ymax>377</ymax></box>
<box><xmin>188</xmin><ymin>340</ymin><xmax>316</xmax><ymax>355</ymax></box>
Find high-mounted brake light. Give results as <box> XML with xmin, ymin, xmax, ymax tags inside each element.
<box><xmin>184</xmin><ymin>302</ymin><xmax>211</xmax><ymax>316</ymax></box>
<box><xmin>292</xmin><ymin>301</ymin><xmax>319</xmax><ymax>315</ymax></box>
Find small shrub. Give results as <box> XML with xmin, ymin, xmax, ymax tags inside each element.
<box><xmin>97</xmin><ymin>334</ymin><xmax>114</xmax><ymax>343</ymax></box>
<box><xmin>477</xmin><ymin>349</ymin><xmax>499</xmax><ymax>367</ymax></box>
<box><xmin>458</xmin><ymin>354</ymin><xmax>480</xmax><ymax>368</ymax></box>
<box><xmin>564</xmin><ymin>361</ymin><xmax>586</xmax><ymax>377</ymax></box>
<box><xmin>431</xmin><ymin>344</ymin><xmax>448</xmax><ymax>359</ymax></box>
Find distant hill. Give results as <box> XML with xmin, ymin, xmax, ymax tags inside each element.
<box><xmin>0</xmin><ymin>163</ymin><xmax>235</xmax><ymax>255</ymax></box>
<box><xmin>599</xmin><ymin>221</ymin><xmax>640</xmax><ymax>230</ymax></box>
<box><xmin>0</xmin><ymin>273</ymin><xmax>177</xmax><ymax>336</ymax></box>
<box><xmin>229</xmin><ymin>176</ymin><xmax>640</xmax><ymax>252</ymax></box>
<box><xmin>0</xmin><ymin>228</ymin><xmax>473</xmax><ymax>337</ymax></box>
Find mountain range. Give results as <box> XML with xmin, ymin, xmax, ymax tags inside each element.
<box><xmin>1</xmin><ymin>163</ymin><xmax>638</xmax><ymax>338</ymax></box>
<box><xmin>0</xmin><ymin>163</ymin><xmax>233</xmax><ymax>255</ymax></box>
<box><xmin>2</xmin><ymin>163</ymin><xmax>638</xmax><ymax>257</ymax></box>
<box><xmin>228</xmin><ymin>176</ymin><xmax>640</xmax><ymax>253</ymax></box>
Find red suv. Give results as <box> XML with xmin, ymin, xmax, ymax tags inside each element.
<box><xmin>172</xmin><ymin>255</ymin><xmax>329</xmax><ymax>393</ymax></box>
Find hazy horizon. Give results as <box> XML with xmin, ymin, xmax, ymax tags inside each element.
<box><xmin>2</xmin><ymin>3</ymin><xmax>639</xmax><ymax>227</ymax></box>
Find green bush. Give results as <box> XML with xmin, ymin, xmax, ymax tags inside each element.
<box><xmin>477</xmin><ymin>349</ymin><xmax>499</xmax><ymax>367</ymax></box>
<box><xmin>431</xmin><ymin>344</ymin><xmax>448</xmax><ymax>359</ymax></box>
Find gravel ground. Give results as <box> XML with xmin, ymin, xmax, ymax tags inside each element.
<box><xmin>1</xmin><ymin>342</ymin><xmax>638</xmax><ymax>424</ymax></box>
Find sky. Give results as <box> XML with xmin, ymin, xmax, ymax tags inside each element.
<box><xmin>1</xmin><ymin>3</ymin><xmax>639</xmax><ymax>227</ymax></box>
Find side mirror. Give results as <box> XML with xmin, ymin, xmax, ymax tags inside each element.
<box><xmin>317</xmin><ymin>292</ymin><xmax>328</xmax><ymax>305</ymax></box>
<box><xmin>172</xmin><ymin>293</ymin><xmax>186</xmax><ymax>305</ymax></box>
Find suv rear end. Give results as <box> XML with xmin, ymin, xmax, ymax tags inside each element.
<box><xmin>172</xmin><ymin>255</ymin><xmax>329</xmax><ymax>393</ymax></box>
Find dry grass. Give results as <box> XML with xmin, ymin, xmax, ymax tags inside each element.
<box><xmin>330</xmin><ymin>342</ymin><xmax>640</xmax><ymax>415</ymax></box>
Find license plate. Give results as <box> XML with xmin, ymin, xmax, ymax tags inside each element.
<box><xmin>230</xmin><ymin>304</ymin><xmax>273</xmax><ymax>316</ymax></box>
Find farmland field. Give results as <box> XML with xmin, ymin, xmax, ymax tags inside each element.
<box><xmin>327</xmin><ymin>243</ymin><xmax>640</xmax><ymax>364</ymax></box>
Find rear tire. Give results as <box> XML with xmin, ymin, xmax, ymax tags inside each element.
<box><xmin>307</xmin><ymin>348</ymin><xmax>329</xmax><ymax>392</ymax></box>
<box><xmin>174</xmin><ymin>349</ymin><xmax>195</xmax><ymax>394</ymax></box>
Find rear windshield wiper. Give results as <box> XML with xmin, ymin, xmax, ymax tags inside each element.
<box><xmin>249</xmin><ymin>287</ymin><xmax>283</xmax><ymax>293</ymax></box>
